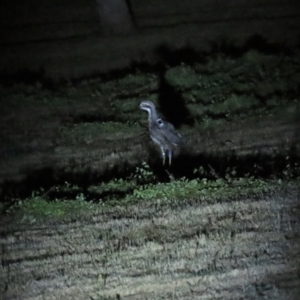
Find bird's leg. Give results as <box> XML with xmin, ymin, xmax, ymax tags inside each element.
<box><xmin>160</xmin><ymin>147</ymin><xmax>166</xmax><ymax>165</ymax></box>
<box><xmin>168</xmin><ymin>150</ymin><xmax>172</xmax><ymax>166</ymax></box>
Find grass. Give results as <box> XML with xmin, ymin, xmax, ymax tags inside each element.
<box><xmin>165</xmin><ymin>64</ymin><xmax>199</xmax><ymax>90</ymax></box>
<box><xmin>2</xmin><ymin>159</ymin><xmax>298</xmax><ymax>224</ymax></box>
<box><xmin>2</xmin><ymin>49</ymin><xmax>299</xmax><ymax>111</ymax></box>
<box><xmin>0</xmin><ymin>49</ymin><xmax>300</xmax><ymax>217</ymax></box>
<box><xmin>60</xmin><ymin>121</ymin><xmax>140</xmax><ymax>145</ymax></box>
<box><xmin>1</xmin><ymin>36</ymin><xmax>300</xmax><ymax>300</ymax></box>
<box><xmin>207</xmin><ymin>94</ymin><xmax>260</xmax><ymax>116</ymax></box>
<box><xmin>3</xmin><ymin>192</ymin><xmax>95</xmax><ymax>223</ymax></box>
<box><xmin>1</xmin><ymin>179</ymin><xmax>299</xmax><ymax>299</ymax></box>
<box><xmin>1</xmin><ymin>51</ymin><xmax>298</xmax><ymax>155</ymax></box>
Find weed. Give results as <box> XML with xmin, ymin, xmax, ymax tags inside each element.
<box><xmin>88</xmin><ymin>178</ymin><xmax>135</xmax><ymax>201</ymax></box>
<box><xmin>132</xmin><ymin>161</ymin><xmax>157</xmax><ymax>184</ymax></box>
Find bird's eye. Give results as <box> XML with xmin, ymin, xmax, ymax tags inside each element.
<box><xmin>157</xmin><ymin>119</ymin><xmax>163</xmax><ymax>126</ymax></box>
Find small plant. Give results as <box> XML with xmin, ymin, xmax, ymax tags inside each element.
<box><xmin>88</xmin><ymin>178</ymin><xmax>135</xmax><ymax>200</ymax></box>
<box><xmin>132</xmin><ymin>162</ymin><xmax>156</xmax><ymax>184</ymax></box>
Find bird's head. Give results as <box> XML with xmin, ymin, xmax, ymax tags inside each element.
<box><xmin>139</xmin><ymin>100</ymin><xmax>156</xmax><ymax>114</ymax></box>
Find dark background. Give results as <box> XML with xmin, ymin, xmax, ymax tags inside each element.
<box><xmin>1</xmin><ymin>0</ymin><xmax>300</xmax><ymax>81</ymax></box>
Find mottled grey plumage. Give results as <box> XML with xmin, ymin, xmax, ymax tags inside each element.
<box><xmin>139</xmin><ymin>100</ymin><xmax>183</xmax><ymax>165</ymax></box>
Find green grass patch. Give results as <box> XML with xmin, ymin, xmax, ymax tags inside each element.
<box><xmin>5</xmin><ymin>193</ymin><xmax>95</xmax><ymax>224</ymax></box>
<box><xmin>2</xmin><ymin>176</ymin><xmax>286</xmax><ymax>225</ymax></box>
<box><xmin>1</xmin><ymin>161</ymin><xmax>299</xmax><ymax>225</ymax></box>
<box><xmin>129</xmin><ymin>177</ymin><xmax>271</xmax><ymax>205</ymax></box>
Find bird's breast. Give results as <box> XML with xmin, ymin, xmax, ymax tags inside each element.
<box><xmin>150</xmin><ymin>136</ymin><xmax>161</xmax><ymax>146</ymax></box>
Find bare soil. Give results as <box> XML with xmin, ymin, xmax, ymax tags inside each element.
<box><xmin>1</xmin><ymin>185</ymin><xmax>299</xmax><ymax>299</ymax></box>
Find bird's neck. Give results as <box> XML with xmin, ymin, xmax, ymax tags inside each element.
<box><xmin>148</xmin><ymin>107</ymin><xmax>159</xmax><ymax>123</ymax></box>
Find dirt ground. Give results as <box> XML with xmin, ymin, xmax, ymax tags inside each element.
<box><xmin>1</xmin><ymin>184</ymin><xmax>300</xmax><ymax>299</ymax></box>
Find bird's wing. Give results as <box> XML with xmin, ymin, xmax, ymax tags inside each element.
<box><xmin>161</xmin><ymin>121</ymin><xmax>183</xmax><ymax>146</ymax></box>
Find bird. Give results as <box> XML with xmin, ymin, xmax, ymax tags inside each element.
<box><xmin>139</xmin><ymin>100</ymin><xmax>183</xmax><ymax>165</ymax></box>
